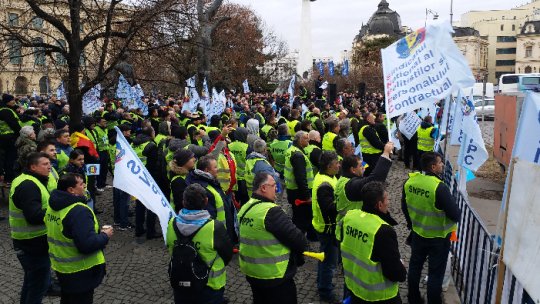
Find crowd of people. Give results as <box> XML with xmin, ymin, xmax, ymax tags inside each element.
<box><xmin>0</xmin><ymin>84</ymin><xmax>460</xmax><ymax>304</ymax></box>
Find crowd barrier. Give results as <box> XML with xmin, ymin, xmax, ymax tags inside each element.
<box><xmin>440</xmin><ymin>157</ymin><xmax>534</xmax><ymax>304</ymax></box>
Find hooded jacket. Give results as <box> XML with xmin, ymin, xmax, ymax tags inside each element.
<box><xmin>15</xmin><ymin>135</ymin><xmax>37</xmax><ymax>168</ymax></box>
<box><xmin>48</xmin><ymin>189</ymin><xmax>108</xmax><ymax>293</ymax></box>
<box><xmin>171</xmin><ymin>209</ymin><xmax>232</xmax><ymax>266</ymax></box>
<box><xmin>186</xmin><ymin>169</ymin><xmax>237</xmax><ymax>243</ymax></box>
<box><xmin>169</xmin><ymin>160</ymin><xmax>190</xmax><ymax>213</ymax></box>
<box><xmin>167</xmin><ymin>135</ymin><xmax>215</xmax><ymax>159</ymax></box>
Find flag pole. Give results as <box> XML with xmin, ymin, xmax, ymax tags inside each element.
<box><xmin>443</xmin><ymin>95</ymin><xmax>453</xmax><ymax>160</ymax></box>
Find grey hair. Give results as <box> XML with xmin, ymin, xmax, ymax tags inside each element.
<box><xmin>20</xmin><ymin>126</ymin><xmax>35</xmax><ymax>137</ymax></box>
<box><xmin>293</xmin><ymin>130</ymin><xmax>308</xmax><ymax>145</ymax></box>
<box><xmin>253</xmin><ymin>139</ymin><xmax>267</xmax><ymax>154</ymax></box>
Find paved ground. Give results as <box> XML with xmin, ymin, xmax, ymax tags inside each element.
<box><xmin>0</xmin><ymin>158</ymin><xmax>448</xmax><ymax>304</ymax></box>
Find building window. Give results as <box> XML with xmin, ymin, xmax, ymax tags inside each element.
<box><xmin>39</xmin><ymin>76</ymin><xmax>49</xmax><ymax>94</ymax></box>
<box><xmin>14</xmin><ymin>76</ymin><xmax>28</xmax><ymax>95</ymax></box>
<box><xmin>497</xmin><ymin>36</ymin><xmax>517</xmax><ymax>42</ymax></box>
<box><xmin>56</xmin><ymin>40</ymin><xmax>67</xmax><ymax>65</ymax></box>
<box><xmin>525</xmin><ymin>66</ymin><xmax>532</xmax><ymax>73</ymax></box>
<box><xmin>32</xmin><ymin>17</ymin><xmax>44</xmax><ymax>29</ymax></box>
<box><xmin>512</xmin><ymin>24</ymin><xmax>516</xmax><ymax>31</ymax></box>
<box><xmin>496</xmin><ymin>60</ymin><xmax>516</xmax><ymax>66</ymax></box>
<box><xmin>501</xmin><ymin>25</ymin><xmax>504</xmax><ymax>31</ymax></box>
<box><xmin>8</xmin><ymin>13</ymin><xmax>19</xmax><ymax>26</ymax></box>
<box><xmin>526</xmin><ymin>46</ymin><xmax>533</xmax><ymax>57</ymax></box>
<box><xmin>8</xmin><ymin>39</ymin><xmax>22</xmax><ymax>64</ymax></box>
<box><xmin>33</xmin><ymin>37</ymin><xmax>45</xmax><ymax>65</ymax></box>
<box><xmin>496</xmin><ymin>48</ymin><xmax>516</xmax><ymax>54</ymax></box>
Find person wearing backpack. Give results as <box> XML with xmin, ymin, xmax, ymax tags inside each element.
<box><xmin>238</xmin><ymin>172</ymin><xmax>308</xmax><ymax>304</ymax></box>
<box><xmin>166</xmin><ymin>183</ymin><xmax>233</xmax><ymax>304</ymax></box>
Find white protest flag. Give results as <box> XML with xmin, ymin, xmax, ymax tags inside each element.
<box><xmin>456</xmin><ymin>98</ymin><xmax>488</xmax><ymax>172</ymax></box>
<box><xmin>398</xmin><ymin>112</ymin><xmax>422</xmax><ymax>140</ymax></box>
<box><xmin>113</xmin><ymin>127</ymin><xmax>174</xmax><ymax>242</ymax></box>
<box><xmin>512</xmin><ymin>92</ymin><xmax>540</xmax><ymax>163</ymax></box>
<box><xmin>116</xmin><ymin>74</ymin><xmax>131</xmax><ymax>100</ymax></box>
<box><xmin>201</xmin><ymin>78</ymin><xmax>211</xmax><ymax>116</ymax></box>
<box><xmin>434</xmin><ymin>96</ymin><xmax>451</xmax><ymax>151</ymax></box>
<box><xmin>382</xmin><ymin>22</ymin><xmax>475</xmax><ymax>118</ymax></box>
<box><xmin>32</xmin><ymin>88</ymin><xmax>39</xmax><ymax>99</ymax></box>
<box><xmin>82</xmin><ymin>84</ymin><xmax>102</xmax><ymax>115</ymax></box>
<box><xmin>288</xmin><ymin>75</ymin><xmax>296</xmax><ymax>106</ymax></box>
<box><xmin>450</xmin><ymin>90</ymin><xmax>465</xmax><ymax>146</ymax></box>
<box><xmin>56</xmin><ymin>82</ymin><xmax>66</xmax><ymax>100</ymax></box>
<box><xmin>319</xmin><ymin>80</ymin><xmax>328</xmax><ymax>90</ymax></box>
<box><xmin>132</xmin><ymin>84</ymin><xmax>148</xmax><ymax>116</ymax></box>
<box><xmin>182</xmin><ymin>75</ymin><xmax>200</xmax><ymax>113</ymax></box>
<box><xmin>243</xmin><ymin>79</ymin><xmax>250</xmax><ymax>93</ymax></box>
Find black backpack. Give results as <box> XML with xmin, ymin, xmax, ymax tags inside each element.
<box><xmin>168</xmin><ymin>219</ymin><xmax>213</xmax><ymax>291</ymax></box>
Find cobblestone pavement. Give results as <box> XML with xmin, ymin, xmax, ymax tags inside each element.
<box><xmin>0</xmin><ymin>158</ymin><xmax>433</xmax><ymax>304</ymax></box>
<box><xmin>478</xmin><ymin>121</ymin><xmax>494</xmax><ymax>147</ymax></box>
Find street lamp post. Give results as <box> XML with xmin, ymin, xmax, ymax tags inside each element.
<box><xmin>425</xmin><ymin>8</ymin><xmax>439</xmax><ymax>27</ymax></box>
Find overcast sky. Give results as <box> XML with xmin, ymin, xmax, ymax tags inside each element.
<box><xmin>230</xmin><ymin>0</ymin><xmax>530</xmax><ymax>60</ymax></box>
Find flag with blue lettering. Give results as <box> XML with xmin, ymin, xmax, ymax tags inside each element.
<box><xmin>317</xmin><ymin>60</ymin><xmax>324</xmax><ymax>76</ymax></box>
<box><xmin>182</xmin><ymin>75</ymin><xmax>200</xmax><ymax>113</ymax></box>
<box><xmin>201</xmin><ymin>78</ymin><xmax>211</xmax><ymax>115</ymax></box>
<box><xmin>56</xmin><ymin>82</ymin><xmax>66</xmax><ymax>100</ymax></box>
<box><xmin>450</xmin><ymin>89</ymin><xmax>474</xmax><ymax>146</ymax></box>
<box><xmin>382</xmin><ymin>21</ymin><xmax>475</xmax><ymax>119</ymax></box>
<box><xmin>82</xmin><ymin>84</ymin><xmax>102</xmax><ymax>115</ymax></box>
<box><xmin>113</xmin><ymin>127</ymin><xmax>174</xmax><ymax>242</ymax></box>
<box><xmin>328</xmin><ymin>61</ymin><xmax>335</xmax><ymax>76</ymax></box>
<box><xmin>319</xmin><ymin>80</ymin><xmax>328</xmax><ymax>90</ymax></box>
<box><xmin>456</xmin><ymin>97</ymin><xmax>488</xmax><ymax>172</ymax></box>
<box><xmin>512</xmin><ymin>92</ymin><xmax>540</xmax><ymax>164</ymax></box>
<box><xmin>342</xmin><ymin>59</ymin><xmax>349</xmax><ymax>76</ymax></box>
<box><xmin>116</xmin><ymin>74</ymin><xmax>131</xmax><ymax>100</ymax></box>
<box><xmin>32</xmin><ymin>89</ymin><xmax>39</xmax><ymax>99</ymax></box>
<box><xmin>288</xmin><ymin>75</ymin><xmax>296</xmax><ymax>106</ymax></box>
<box><xmin>243</xmin><ymin>79</ymin><xmax>250</xmax><ymax>94</ymax></box>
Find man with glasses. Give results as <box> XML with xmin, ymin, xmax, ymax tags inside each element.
<box><xmin>238</xmin><ymin>172</ymin><xmax>308</xmax><ymax>304</ymax></box>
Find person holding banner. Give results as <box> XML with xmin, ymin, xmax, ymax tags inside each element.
<box><xmin>402</xmin><ymin>152</ymin><xmax>461</xmax><ymax>304</ymax></box>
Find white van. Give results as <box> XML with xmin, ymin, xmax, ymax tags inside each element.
<box><xmin>498</xmin><ymin>73</ymin><xmax>540</xmax><ymax>94</ymax></box>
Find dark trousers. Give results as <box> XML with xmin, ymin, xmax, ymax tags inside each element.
<box><xmin>316</xmin><ymin>232</ymin><xmax>339</xmax><ymax>299</ymax></box>
<box><xmin>407</xmin><ymin>233</ymin><xmax>451</xmax><ymax>304</ymax></box>
<box><xmin>362</xmin><ymin>153</ymin><xmax>381</xmax><ymax>177</ymax></box>
<box><xmin>112</xmin><ymin>188</ymin><xmax>130</xmax><ymax>227</ymax></box>
<box><xmin>247</xmin><ymin>277</ymin><xmax>297</xmax><ymax>304</ymax></box>
<box><xmin>60</xmin><ymin>289</ymin><xmax>94</xmax><ymax>304</ymax></box>
<box><xmin>96</xmin><ymin>151</ymin><xmax>109</xmax><ymax>188</ymax></box>
<box><xmin>414</xmin><ymin>150</ymin><xmax>427</xmax><ymax>171</ymax></box>
<box><xmin>0</xmin><ymin>137</ymin><xmax>17</xmax><ymax>182</ymax></box>
<box><xmin>173</xmin><ymin>286</ymin><xmax>224</xmax><ymax>304</ymax></box>
<box><xmin>286</xmin><ymin>189</ymin><xmax>317</xmax><ymax>241</ymax></box>
<box><xmin>403</xmin><ymin>139</ymin><xmax>418</xmax><ymax>169</ymax></box>
<box><xmin>135</xmin><ymin>200</ymin><xmax>157</xmax><ymax>237</ymax></box>
<box><xmin>16</xmin><ymin>250</ymin><xmax>51</xmax><ymax>304</ymax></box>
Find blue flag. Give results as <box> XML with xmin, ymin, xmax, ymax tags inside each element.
<box><xmin>317</xmin><ymin>60</ymin><xmax>324</xmax><ymax>76</ymax></box>
<box><xmin>342</xmin><ymin>59</ymin><xmax>349</xmax><ymax>76</ymax></box>
<box><xmin>328</xmin><ymin>61</ymin><xmax>335</xmax><ymax>76</ymax></box>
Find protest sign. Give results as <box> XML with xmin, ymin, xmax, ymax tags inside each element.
<box><xmin>398</xmin><ymin>112</ymin><xmax>422</xmax><ymax>140</ymax></box>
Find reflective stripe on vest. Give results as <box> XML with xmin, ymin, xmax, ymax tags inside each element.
<box><xmin>47</xmin><ymin>167</ymin><xmax>59</xmax><ymax>192</ymax></box>
<box><xmin>284</xmin><ymin>146</ymin><xmax>314</xmax><ymax>190</ymax></box>
<box><xmin>338</xmin><ymin>210</ymin><xmax>399</xmax><ymax>301</ymax></box>
<box><xmin>45</xmin><ymin>202</ymin><xmax>105</xmax><ymax>273</ymax></box>
<box><xmin>335</xmin><ymin>176</ymin><xmax>363</xmax><ymax>224</ymax></box>
<box><xmin>286</xmin><ymin>120</ymin><xmax>299</xmax><ymax>137</ymax></box>
<box><xmin>9</xmin><ymin>174</ymin><xmax>49</xmax><ymax>239</ymax></box>
<box><xmin>311</xmin><ymin>173</ymin><xmax>337</xmax><ymax>234</ymax></box>
<box><xmin>322</xmin><ymin>132</ymin><xmax>337</xmax><ymax>151</ymax></box>
<box><xmin>206</xmin><ymin>185</ymin><xmax>225</xmax><ymax>223</ymax></box>
<box><xmin>94</xmin><ymin>126</ymin><xmax>109</xmax><ymax>151</ymax></box>
<box><xmin>166</xmin><ymin>218</ymin><xmax>226</xmax><ymax>290</ymax></box>
<box><xmin>228</xmin><ymin>141</ymin><xmax>248</xmax><ymax>181</ymax></box>
<box><xmin>404</xmin><ymin>172</ymin><xmax>456</xmax><ymax>238</ymax></box>
<box><xmin>417</xmin><ymin>126</ymin><xmax>435</xmax><ymax>152</ymax></box>
<box><xmin>359</xmin><ymin>125</ymin><xmax>382</xmax><ymax>154</ymax></box>
<box><xmin>238</xmin><ymin>199</ymin><xmax>290</xmax><ymax>279</ymax></box>
<box><xmin>269</xmin><ymin>139</ymin><xmax>291</xmax><ymax>174</ymax></box>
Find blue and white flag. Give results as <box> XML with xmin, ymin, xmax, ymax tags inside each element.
<box><xmin>342</xmin><ymin>59</ymin><xmax>349</xmax><ymax>76</ymax></box>
<box><xmin>319</xmin><ymin>80</ymin><xmax>328</xmax><ymax>90</ymax></box>
<box><xmin>513</xmin><ymin>92</ymin><xmax>540</xmax><ymax>164</ymax></box>
<box><xmin>201</xmin><ymin>78</ymin><xmax>211</xmax><ymax>115</ymax></box>
<box><xmin>434</xmin><ymin>96</ymin><xmax>452</xmax><ymax>151</ymax></box>
<box><xmin>56</xmin><ymin>82</ymin><xmax>66</xmax><ymax>100</ymax></box>
<box><xmin>82</xmin><ymin>84</ymin><xmax>102</xmax><ymax>115</ymax></box>
<box><xmin>116</xmin><ymin>74</ymin><xmax>131</xmax><ymax>100</ymax></box>
<box><xmin>450</xmin><ymin>89</ymin><xmax>474</xmax><ymax>146</ymax></box>
<box><xmin>317</xmin><ymin>60</ymin><xmax>324</xmax><ymax>76</ymax></box>
<box><xmin>132</xmin><ymin>84</ymin><xmax>148</xmax><ymax>116</ymax></box>
<box><xmin>243</xmin><ymin>79</ymin><xmax>250</xmax><ymax>94</ymax></box>
<box><xmin>32</xmin><ymin>89</ymin><xmax>39</xmax><ymax>99</ymax></box>
<box><xmin>382</xmin><ymin>22</ymin><xmax>475</xmax><ymax>118</ymax></box>
<box><xmin>328</xmin><ymin>61</ymin><xmax>335</xmax><ymax>76</ymax></box>
<box><xmin>288</xmin><ymin>75</ymin><xmax>296</xmax><ymax>106</ymax></box>
<box><xmin>113</xmin><ymin>127</ymin><xmax>174</xmax><ymax>242</ymax></box>
<box><xmin>456</xmin><ymin>97</ymin><xmax>488</xmax><ymax>172</ymax></box>
<box><xmin>182</xmin><ymin>75</ymin><xmax>200</xmax><ymax>113</ymax></box>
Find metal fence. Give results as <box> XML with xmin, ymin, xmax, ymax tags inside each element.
<box><xmin>441</xmin><ymin>158</ymin><xmax>534</xmax><ymax>304</ymax></box>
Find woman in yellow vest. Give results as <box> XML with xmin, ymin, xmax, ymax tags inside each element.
<box><xmin>166</xmin><ymin>183</ymin><xmax>233</xmax><ymax>304</ymax></box>
<box><xmin>45</xmin><ymin>173</ymin><xmax>112</xmax><ymax>303</ymax></box>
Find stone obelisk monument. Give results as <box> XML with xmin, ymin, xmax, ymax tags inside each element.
<box><xmin>297</xmin><ymin>0</ymin><xmax>315</xmax><ymax>79</ymax></box>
